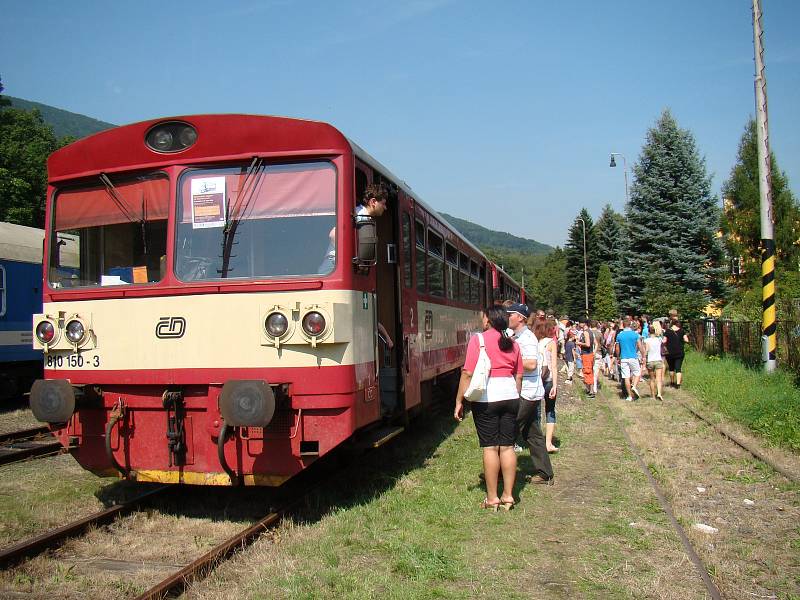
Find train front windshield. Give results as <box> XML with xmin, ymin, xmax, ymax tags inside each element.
<box><xmin>47</xmin><ymin>161</ymin><xmax>338</xmax><ymax>288</ymax></box>
<box><xmin>49</xmin><ymin>173</ymin><xmax>169</xmax><ymax>288</ymax></box>
<box><xmin>175</xmin><ymin>160</ymin><xmax>337</xmax><ymax>281</ymax></box>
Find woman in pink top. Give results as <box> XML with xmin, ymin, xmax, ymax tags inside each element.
<box><xmin>454</xmin><ymin>305</ymin><xmax>523</xmax><ymax>511</ymax></box>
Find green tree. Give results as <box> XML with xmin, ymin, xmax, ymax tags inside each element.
<box><xmin>0</xmin><ymin>90</ymin><xmax>62</xmax><ymax>226</ymax></box>
<box><xmin>594</xmin><ymin>203</ymin><xmax>626</xmax><ymax>300</ymax></box>
<box><xmin>528</xmin><ymin>247</ymin><xmax>568</xmax><ymax>315</ymax></box>
<box><xmin>720</xmin><ymin>119</ymin><xmax>800</xmax><ymax>319</ymax></box>
<box><xmin>593</xmin><ymin>263</ymin><xmax>618</xmax><ymax>320</ymax></box>
<box><xmin>0</xmin><ymin>77</ymin><xmax>10</xmax><ymax>107</ymax></box>
<box><xmin>564</xmin><ymin>208</ymin><xmax>599</xmax><ymax>319</ymax></box>
<box><xmin>721</xmin><ymin>119</ymin><xmax>800</xmax><ymax>278</ymax></box>
<box><xmin>617</xmin><ymin>109</ymin><xmax>727</xmax><ymax>315</ymax></box>
<box><xmin>483</xmin><ymin>247</ymin><xmax>545</xmax><ymax>294</ymax></box>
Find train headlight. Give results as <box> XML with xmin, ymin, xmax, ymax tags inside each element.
<box><xmin>36</xmin><ymin>321</ymin><xmax>56</xmax><ymax>344</ymax></box>
<box><xmin>302</xmin><ymin>311</ymin><xmax>326</xmax><ymax>337</ymax></box>
<box><xmin>265</xmin><ymin>312</ymin><xmax>289</xmax><ymax>337</ymax></box>
<box><xmin>65</xmin><ymin>319</ymin><xmax>85</xmax><ymax>344</ymax></box>
<box><xmin>145</xmin><ymin>121</ymin><xmax>198</xmax><ymax>153</ymax></box>
<box><xmin>150</xmin><ymin>129</ymin><xmax>173</xmax><ymax>151</ymax></box>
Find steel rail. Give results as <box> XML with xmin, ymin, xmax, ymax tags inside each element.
<box><xmin>136</xmin><ymin>438</ymin><xmax>372</xmax><ymax>598</ymax></box>
<box><xmin>0</xmin><ymin>426</ymin><xmax>50</xmax><ymax>444</ymax></box>
<box><xmin>676</xmin><ymin>399</ymin><xmax>799</xmax><ymax>484</ymax></box>
<box><xmin>0</xmin><ymin>439</ymin><xmax>65</xmax><ymax>466</ymax></box>
<box><xmin>0</xmin><ymin>486</ymin><xmax>169</xmax><ymax>568</ymax></box>
<box><xmin>604</xmin><ymin>404</ymin><xmax>724</xmax><ymax>600</ymax></box>
<box><xmin>134</xmin><ymin>506</ymin><xmax>289</xmax><ymax>600</ymax></box>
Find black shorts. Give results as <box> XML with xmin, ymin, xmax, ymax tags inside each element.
<box><xmin>666</xmin><ymin>355</ymin><xmax>684</xmax><ymax>373</ymax></box>
<box><xmin>471</xmin><ymin>398</ymin><xmax>519</xmax><ymax>447</ymax></box>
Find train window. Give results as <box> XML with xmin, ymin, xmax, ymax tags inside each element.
<box><xmin>447</xmin><ymin>264</ymin><xmax>457</xmax><ymax>300</ymax></box>
<box><xmin>415</xmin><ymin>220</ymin><xmax>425</xmax><ymax>250</ymax></box>
<box><xmin>415</xmin><ymin>220</ymin><xmax>426</xmax><ymax>293</ymax></box>
<box><xmin>355</xmin><ymin>168</ymin><xmax>368</xmax><ymax>207</ymax></box>
<box><xmin>49</xmin><ymin>173</ymin><xmax>169</xmax><ymax>288</ymax></box>
<box><xmin>479</xmin><ymin>265</ymin><xmax>486</xmax><ymax>306</ymax></box>
<box><xmin>0</xmin><ymin>265</ymin><xmax>5</xmax><ymax>317</ymax></box>
<box><xmin>175</xmin><ymin>161</ymin><xmax>336</xmax><ymax>281</ymax></box>
<box><xmin>402</xmin><ymin>213</ymin><xmax>412</xmax><ymax>289</ymax></box>
<box><xmin>458</xmin><ymin>253</ymin><xmax>470</xmax><ymax>303</ymax></box>
<box><xmin>427</xmin><ymin>230</ymin><xmax>444</xmax><ymax>297</ymax></box>
<box><xmin>446</xmin><ymin>244</ymin><xmax>457</xmax><ymax>266</ymax></box>
<box><xmin>428</xmin><ymin>230</ymin><xmax>443</xmax><ymax>258</ymax></box>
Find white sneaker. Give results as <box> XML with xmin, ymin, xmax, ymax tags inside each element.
<box><xmin>514</xmin><ymin>444</ymin><xmax>524</xmax><ymax>454</ymax></box>
<box><xmin>625</xmin><ymin>396</ymin><xmax>633</xmax><ymax>402</ymax></box>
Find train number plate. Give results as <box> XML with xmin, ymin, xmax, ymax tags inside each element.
<box><xmin>45</xmin><ymin>352</ymin><xmax>101</xmax><ymax>369</ymax></box>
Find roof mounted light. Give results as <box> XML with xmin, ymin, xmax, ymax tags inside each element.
<box><xmin>145</xmin><ymin>121</ymin><xmax>197</xmax><ymax>153</ymax></box>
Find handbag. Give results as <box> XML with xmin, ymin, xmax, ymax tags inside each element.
<box><xmin>464</xmin><ymin>333</ymin><xmax>491</xmax><ymax>402</ymax></box>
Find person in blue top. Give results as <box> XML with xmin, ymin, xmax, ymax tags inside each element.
<box><xmin>615</xmin><ymin>317</ymin><xmax>645</xmax><ymax>402</ymax></box>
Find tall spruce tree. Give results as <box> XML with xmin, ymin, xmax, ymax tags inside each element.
<box><xmin>594</xmin><ymin>203</ymin><xmax>626</xmax><ymax>300</ymax></box>
<box><xmin>618</xmin><ymin>110</ymin><xmax>727</xmax><ymax>316</ymax></box>
<box><xmin>564</xmin><ymin>208</ymin><xmax>599</xmax><ymax>319</ymax></box>
<box><xmin>593</xmin><ymin>263</ymin><xmax>618</xmax><ymax>320</ymax></box>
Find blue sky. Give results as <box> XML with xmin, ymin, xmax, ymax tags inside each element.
<box><xmin>2</xmin><ymin>0</ymin><xmax>798</xmax><ymax>247</ymax></box>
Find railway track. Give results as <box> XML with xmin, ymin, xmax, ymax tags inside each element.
<box><xmin>0</xmin><ymin>485</ymin><xmax>169</xmax><ymax>569</ymax></box>
<box><xmin>605</xmin><ymin>404</ymin><xmax>724</xmax><ymax>600</ymax></box>
<box><xmin>674</xmin><ymin>398</ymin><xmax>799</xmax><ymax>484</ymax></box>
<box><xmin>599</xmin><ymin>374</ymin><xmax>798</xmax><ymax>600</ymax></box>
<box><xmin>0</xmin><ymin>425</ymin><xmax>64</xmax><ymax>466</ymax></box>
<box><xmin>0</xmin><ymin>425</ymin><xmax>388</xmax><ymax>598</ymax></box>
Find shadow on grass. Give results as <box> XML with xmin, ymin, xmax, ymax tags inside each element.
<box><xmin>90</xmin><ymin>404</ymin><xmax>460</xmax><ymax>526</ymax></box>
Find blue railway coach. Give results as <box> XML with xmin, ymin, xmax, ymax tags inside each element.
<box><xmin>0</xmin><ymin>222</ymin><xmax>45</xmax><ymax>399</ymax></box>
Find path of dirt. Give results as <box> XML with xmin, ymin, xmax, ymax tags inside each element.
<box><xmin>600</xmin><ymin>374</ymin><xmax>800</xmax><ymax>599</ymax></box>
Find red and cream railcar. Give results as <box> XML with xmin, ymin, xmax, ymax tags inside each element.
<box><xmin>30</xmin><ymin>115</ymin><xmax>517</xmax><ymax>486</ymax></box>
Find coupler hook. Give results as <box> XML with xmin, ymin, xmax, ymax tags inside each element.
<box><xmin>163</xmin><ymin>390</ymin><xmax>186</xmax><ymax>467</ymax></box>
<box><xmin>105</xmin><ymin>398</ymin><xmax>130</xmax><ymax>478</ymax></box>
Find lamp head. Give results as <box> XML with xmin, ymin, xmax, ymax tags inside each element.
<box><xmin>609</xmin><ymin>155</ymin><xmax>617</xmax><ymax>168</ymax></box>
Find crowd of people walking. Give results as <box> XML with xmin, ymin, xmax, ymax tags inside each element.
<box><xmin>455</xmin><ymin>303</ymin><xmax>689</xmax><ymax>511</ymax></box>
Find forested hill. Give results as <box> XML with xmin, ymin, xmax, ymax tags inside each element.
<box><xmin>7</xmin><ymin>96</ymin><xmax>115</xmax><ymax>139</ymax></box>
<box><xmin>440</xmin><ymin>213</ymin><xmax>552</xmax><ymax>255</ymax></box>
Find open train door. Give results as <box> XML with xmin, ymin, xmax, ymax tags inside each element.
<box><xmin>398</xmin><ymin>193</ymin><xmax>421</xmax><ymax>412</ymax></box>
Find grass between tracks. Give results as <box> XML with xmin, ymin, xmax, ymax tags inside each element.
<box><xmin>190</xmin><ymin>391</ymin><xmax>704</xmax><ymax>600</ymax></box>
<box><xmin>682</xmin><ymin>351</ymin><xmax>800</xmax><ymax>451</ymax></box>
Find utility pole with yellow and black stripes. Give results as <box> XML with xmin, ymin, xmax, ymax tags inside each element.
<box><xmin>752</xmin><ymin>0</ymin><xmax>776</xmax><ymax>373</ymax></box>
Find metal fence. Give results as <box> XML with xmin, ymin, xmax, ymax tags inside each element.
<box><xmin>689</xmin><ymin>319</ymin><xmax>800</xmax><ymax>376</ymax></box>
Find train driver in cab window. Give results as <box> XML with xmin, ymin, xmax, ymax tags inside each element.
<box><xmin>318</xmin><ymin>182</ymin><xmax>390</xmax><ymax>273</ymax></box>
<box><xmin>355</xmin><ymin>182</ymin><xmax>388</xmax><ymax>222</ymax></box>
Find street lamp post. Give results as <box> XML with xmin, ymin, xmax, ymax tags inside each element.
<box><xmin>609</xmin><ymin>152</ymin><xmax>629</xmax><ymax>203</ymax></box>
<box><xmin>576</xmin><ymin>216</ymin><xmax>589</xmax><ymax>319</ymax></box>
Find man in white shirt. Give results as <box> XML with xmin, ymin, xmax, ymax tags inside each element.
<box><xmin>508</xmin><ymin>303</ymin><xmax>553</xmax><ymax>484</ymax></box>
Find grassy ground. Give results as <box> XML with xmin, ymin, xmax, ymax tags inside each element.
<box><xmin>598</xmin><ymin>372</ymin><xmax>800</xmax><ymax>599</ymax></box>
<box><xmin>682</xmin><ymin>351</ymin><xmax>800</xmax><ymax>451</ymax></box>
<box><xmin>186</xmin><ymin>386</ymin><xmax>705</xmax><ymax>600</ymax></box>
<box><xmin>0</xmin><ymin>404</ymin><xmax>41</xmax><ymax>435</ymax></box>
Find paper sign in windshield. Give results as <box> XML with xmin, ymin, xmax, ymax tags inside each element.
<box><xmin>191</xmin><ymin>177</ymin><xmax>226</xmax><ymax>229</ymax></box>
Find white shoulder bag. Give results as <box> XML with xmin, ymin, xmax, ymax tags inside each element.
<box><xmin>464</xmin><ymin>333</ymin><xmax>491</xmax><ymax>402</ymax></box>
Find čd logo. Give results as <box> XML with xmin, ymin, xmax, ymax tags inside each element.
<box><xmin>156</xmin><ymin>317</ymin><xmax>186</xmax><ymax>339</ymax></box>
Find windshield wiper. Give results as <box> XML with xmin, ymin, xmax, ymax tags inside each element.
<box><xmin>99</xmin><ymin>173</ymin><xmax>140</xmax><ymax>224</ymax></box>
<box><xmin>219</xmin><ymin>157</ymin><xmax>265</xmax><ymax>278</ymax></box>
<box><xmin>100</xmin><ymin>173</ymin><xmax>150</xmax><ymax>257</ymax></box>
